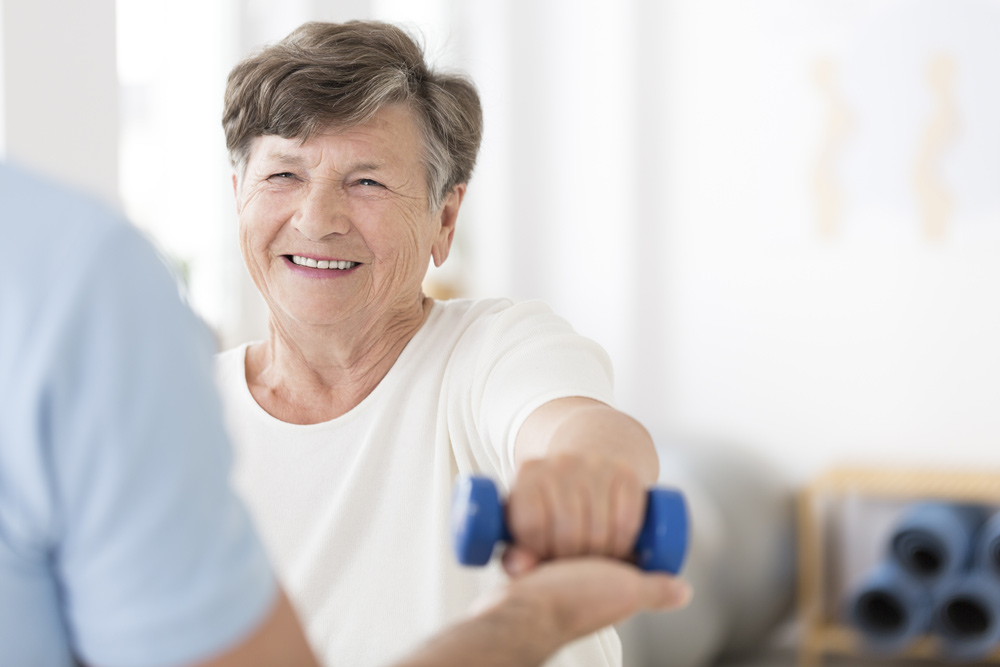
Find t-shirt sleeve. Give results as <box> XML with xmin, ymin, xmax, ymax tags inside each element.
<box><xmin>446</xmin><ymin>300</ymin><xmax>617</xmax><ymax>485</ymax></box>
<box><xmin>46</xmin><ymin>224</ymin><xmax>277</xmax><ymax>667</ymax></box>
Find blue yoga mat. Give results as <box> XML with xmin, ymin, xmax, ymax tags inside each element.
<box><xmin>932</xmin><ymin>568</ymin><xmax>1000</xmax><ymax>661</ymax></box>
<box><xmin>889</xmin><ymin>502</ymin><xmax>986</xmax><ymax>582</ymax></box>
<box><xmin>976</xmin><ymin>511</ymin><xmax>1000</xmax><ymax>578</ymax></box>
<box><xmin>847</xmin><ymin>561</ymin><xmax>935</xmax><ymax>653</ymax></box>
<box><xmin>927</xmin><ymin>510</ymin><xmax>1000</xmax><ymax>661</ymax></box>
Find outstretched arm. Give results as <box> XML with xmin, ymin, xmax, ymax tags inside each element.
<box><xmin>507</xmin><ymin>397</ymin><xmax>660</xmax><ymax>568</ymax></box>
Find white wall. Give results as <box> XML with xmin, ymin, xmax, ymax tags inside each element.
<box><xmin>454</xmin><ymin>0</ymin><xmax>1000</xmax><ymax>481</ymax></box>
<box><xmin>117</xmin><ymin>0</ymin><xmax>248</xmax><ymax>343</ymax></box>
<box><xmin>1</xmin><ymin>0</ymin><xmax>118</xmax><ymax>205</ymax></box>
<box><xmin>658</xmin><ymin>0</ymin><xmax>1000</xmax><ymax>480</ymax></box>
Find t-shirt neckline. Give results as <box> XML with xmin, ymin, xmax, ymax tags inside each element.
<box><xmin>234</xmin><ymin>300</ymin><xmax>442</xmax><ymax>430</ymax></box>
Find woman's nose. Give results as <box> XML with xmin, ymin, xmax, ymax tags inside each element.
<box><xmin>292</xmin><ymin>184</ymin><xmax>352</xmax><ymax>241</ymax></box>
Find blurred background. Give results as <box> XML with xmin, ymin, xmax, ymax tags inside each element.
<box><xmin>5</xmin><ymin>1</ymin><xmax>1000</xmax><ymax>663</ymax></box>
<box><xmin>3</xmin><ymin>0</ymin><xmax>1000</xmax><ymax>500</ymax></box>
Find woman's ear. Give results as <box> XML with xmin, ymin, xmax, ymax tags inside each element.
<box><xmin>431</xmin><ymin>184</ymin><xmax>466</xmax><ymax>267</ymax></box>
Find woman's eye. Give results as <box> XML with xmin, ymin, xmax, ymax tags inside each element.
<box><xmin>269</xmin><ymin>172</ymin><xmax>296</xmax><ymax>180</ymax></box>
<box><xmin>358</xmin><ymin>178</ymin><xmax>382</xmax><ymax>187</ymax></box>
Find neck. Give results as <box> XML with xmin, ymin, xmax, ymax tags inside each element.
<box><xmin>246</xmin><ymin>295</ymin><xmax>433</xmax><ymax>424</ymax></box>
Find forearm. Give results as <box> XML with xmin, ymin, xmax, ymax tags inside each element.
<box><xmin>191</xmin><ymin>589</ymin><xmax>319</xmax><ymax>667</ymax></box>
<box><xmin>392</xmin><ymin>556</ymin><xmax>692</xmax><ymax>667</ymax></box>
<box><xmin>391</xmin><ymin>594</ymin><xmax>556</xmax><ymax>667</ymax></box>
<box><xmin>515</xmin><ymin>397</ymin><xmax>659</xmax><ymax>484</ymax></box>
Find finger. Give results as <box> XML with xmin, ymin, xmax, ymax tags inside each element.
<box><xmin>548</xmin><ymin>479</ymin><xmax>586</xmax><ymax>559</ymax></box>
<box><xmin>586</xmin><ymin>473</ymin><xmax>613</xmax><ymax>556</ymax></box>
<box><xmin>609</xmin><ymin>476</ymin><xmax>646</xmax><ymax>558</ymax></box>
<box><xmin>508</xmin><ymin>481</ymin><xmax>554</xmax><ymax>560</ymax></box>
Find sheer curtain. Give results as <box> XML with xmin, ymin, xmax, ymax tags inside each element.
<box><xmin>450</xmin><ymin>0</ymin><xmax>675</xmax><ymax>426</ymax></box>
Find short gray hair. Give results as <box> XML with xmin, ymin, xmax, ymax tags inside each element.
<box><xmin>222</xmin><ymin>20</ymin><xmax>483</xmax><ymax>211</ymax></box>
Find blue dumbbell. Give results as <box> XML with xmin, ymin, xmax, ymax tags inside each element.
<box><xmin>451</xmin><ymin>475</ymin><xmax>689</xmax><ymax>574</ymax></box>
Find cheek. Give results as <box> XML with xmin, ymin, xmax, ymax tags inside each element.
<box><xmin>397</xmin><ymin>208</ymin><xmax>438</xmax><ymax>254</ymax></box>
<box><xmin>383</xmin><ymin>224</ymin><xmax>431</xmax><ymax>274</ymax></box>
<box><xmin>237</xmin><ymin>223</ymin><xmax>264</xmax><ymax>283</ymax></box>
<box><xmin>237</xmin><ymin>211</ymin><xmax>280</xmax><ymax>280</ymax></box>
<box><xmin>237</xmin><ymin>217</ymin><xmax>261</xmax><ymax>259</ymax></box>
<box><xmin>362</xmin><ymin>205</ymin><xmax>424</xmax><ymax>257</ymax></box>
<box><xmin>239</xmin><ymin>200</ymin><xmax>284</xmax><ymax>250</ymax></box>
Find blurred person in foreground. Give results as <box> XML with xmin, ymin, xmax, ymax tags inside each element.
<box><xmin>217</xmin><ymin>20</ymin><xmax>682</xmax><ymax>666</ymax></box>
<box><xmin>0</xmin><ymin>159</ymin><xmax>689</xmax><ymax>666</ymax></box>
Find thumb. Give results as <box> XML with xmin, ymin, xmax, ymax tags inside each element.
<box><xmin>502</xmin><ymin>545</ymin><xmax>542</xmax><ymax>577</ymax></box>
<box><xmin>640</xmin><ymin>575</ymin><xmax>693</xmax><ymax>612</ymax></box>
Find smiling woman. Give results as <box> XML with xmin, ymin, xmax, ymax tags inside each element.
<box><xmin>213</xmin><ymin>20</ymin><xmax>674</xmax><ymax>667</ymax></box>
<box><xmin>233</xmin><ymin>105</ymin><xmax>466</xmax><ymax>415</ymax></box>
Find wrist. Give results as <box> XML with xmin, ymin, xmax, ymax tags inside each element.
<box><xmin>476</xmin><ymin>585</ymin><xmax>563</xmax><ymax>665</ymax></box>
<box><xmin>544</xmin><ymin>406</ymin><xmax>659</xmax><ymax>486</ymax></box>
<box><xmin>394</xmin><ymin>585</ymin><xmax>561</xmax><ymax>667</ymax></box>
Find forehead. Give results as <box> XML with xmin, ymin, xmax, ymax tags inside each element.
<box><xmin>247</xmin><ymin>104</ymin><xmax>425</xmax><ymax>171</ymax></box>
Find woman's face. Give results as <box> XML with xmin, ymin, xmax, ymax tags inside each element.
<box><xmin>234</xmin><ymin>104</ymin><xmax>462</xmax><ymax>330</ymax></box>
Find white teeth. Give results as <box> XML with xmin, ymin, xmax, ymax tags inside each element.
<box><xmin>290</xmin><ymin>255</ymin><xmax>357</xmax><ymax>270</ymax></box>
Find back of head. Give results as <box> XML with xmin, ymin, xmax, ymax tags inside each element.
<box><xmin>222</xmin><ymin>20</ymin><xmax>483</xmax><ymax>210</ymax></box>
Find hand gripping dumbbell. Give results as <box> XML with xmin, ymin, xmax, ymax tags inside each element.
<box><xmin>451</xmin><ymin>475</ymin><xmax>689</xmax><ymax>574</ymax></box>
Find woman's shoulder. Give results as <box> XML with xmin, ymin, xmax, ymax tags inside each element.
<box><xmin>431</xmin><ymin>296</ymin><xmax>505</xmax><ymax>319</ymax></box>
<box><xmin>427</xmin><ymin>297</ymin><xmax>575</xmax><ymax>351</ymax></box>
<box><xmin>213</xmin><ymin>342</ymin><xmax>254</xmax><ymax>386</ymax></box>
<box><xmin>431</xmin><ymin>296</ymin><xmax>558</xmax><ymax>325</ymax></box>
<box><xmin>398</xmin><ymin>298</ymin><xmax>575</xmax><ymax>374</ymax></box>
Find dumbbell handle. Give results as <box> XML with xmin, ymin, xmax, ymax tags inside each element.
<box><xmin>451</xmin><ymin>475</ymin><xmax>689</xmax><ymax>574</ymax></box>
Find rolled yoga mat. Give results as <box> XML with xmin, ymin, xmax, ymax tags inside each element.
<box><xmin>847</xmin><ymin>561</ymin><xmax>936</xmax><ymax>653</ymax></box>
<box><xmin>888</xmin><ymin>502</ymin><xmax>985</xmax><ymax>583</ymax></box>
<box><xmin>930</xmin><ymin>510</ymin><xmax>1000</xmax><ymax>661</ymax></box>
<box><xmin>931</xmin><ymin>570</ymin><xmax>1000</xmax><ymax>661</ymax></box>
<box><xmin>847</xmin><ymin>502</ymin><xmax>986</xmax><ymax>652</ymax></box>
<box><xmin>975</xmin><ymin>511</ymin><xmax>1000</xmax><ymax>578</ymax></box>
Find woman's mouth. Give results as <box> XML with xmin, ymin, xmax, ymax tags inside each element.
<box><xmin>287</xmin><ymin>255</ymin><xmax>359</xmax><ymax>270</ymax></box>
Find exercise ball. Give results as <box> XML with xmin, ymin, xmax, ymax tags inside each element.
<box><xmin>618</xmin><ymin>436</ymin><xmax>796</xmax><ymax>667</ymax></box>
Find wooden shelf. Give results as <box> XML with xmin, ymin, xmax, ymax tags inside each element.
<box><xmin>797</xmin><ymin>466</ymin><xmax>1000</xmax><ymax>667</ymax></box>
<box><xmin>807</xmin><ymin>467</ymin><xmax>1000</xmax><ymax>503</ymax></box>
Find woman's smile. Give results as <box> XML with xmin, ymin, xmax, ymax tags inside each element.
<box><xmin>283</xmin><ymin>254</ymin><xmax>361</xmax><ymax>277</ymax></box>
<box><xmin>235</xmin><ymin>104</ymin><xmax>453</xmax><ymax>327</ymax></box>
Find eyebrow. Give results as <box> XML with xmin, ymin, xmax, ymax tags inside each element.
<box><xmin>259</xmin><ymin>151</ymin><xmax>309</xmax><ymax>168</ymax></box>
<box><xmin>350</xmin><ymin>161</ymin><xmax>385</xmax><ymax>172</ymax></box>
<box><xmin>258</xmin><ymin>152</ymin><xmax>385</xmax><ymax>174</ymax></box>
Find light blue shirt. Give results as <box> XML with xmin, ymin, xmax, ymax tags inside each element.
<box><xmin>0</xmin><ymin>164</ymin><xmax>277</xmax><ymax>666</ymax></box>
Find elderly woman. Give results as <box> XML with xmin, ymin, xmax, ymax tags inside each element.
<box><xmin>215</xmin><ymin>20</ymin><xmax>665</xmax><ymax>667</ymax></box>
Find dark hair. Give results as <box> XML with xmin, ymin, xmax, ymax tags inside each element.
<box><xmin>222</xmin><ymin>20</ymin><xmax>483</xmax><ymax>210</ymax></box>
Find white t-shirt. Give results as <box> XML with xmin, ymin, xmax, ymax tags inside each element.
<box><xmin>215</xmin><ymin>297</ymin><xmax>622</xmax><ymax>667</ymax></box>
